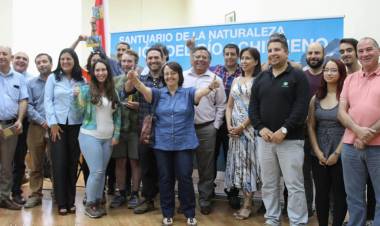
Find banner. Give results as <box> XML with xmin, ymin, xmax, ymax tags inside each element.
<box><xmin>111</xmin><ymin>17</ymin><xmax>343</xmax><ymax>69</ymax></box>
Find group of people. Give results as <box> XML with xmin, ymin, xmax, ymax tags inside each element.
<box><xmin>0</xmin><ymin>31</ymin><xmax>379</xmax><ymax>226</ymax></box>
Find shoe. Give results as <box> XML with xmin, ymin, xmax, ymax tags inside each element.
<box><xmin>68</xmin><ymin>205</ymin><xmax>76</xmax><ymax>214</ymax></box>
<box><xmin>85</xmin><ymin>202</ymin><xmax>102</xmax><ymax>218</ymax></box>
<box><xmin>24</xmin><ymin>196</ymin><xmax>42</xmax><ymax>208</ymax></box>
<box><xmin>257</xmin><ymin>202</ymin><xmax>266</xmax><ymax>214</ymax></box>
<box><xmin>127</xmin><ymin>193</ymin><xmax>139</xmax><ymax>209</ymax></box>
<box><xmin>200</xmin><ymin>205</ymin><xmax>211</xmax><ymax>215</ymax></box>
<box><xmin>134</xmin><ymin>200</ymin><xmax>155</xmax><ymax>214</ymax></box>
<box><xmin>58</xmin><ymin>206</ymin><xmax>68</xmax><ymax>215</ymax></box>
<box><xmin>0</xmin><ymin>198</ymin><xmax>22</xmax><ymax>210</ymax></box>
<box><xmin>224</xmin><ymin>188</ymin><xmax>240</xmax><ymax>209</ymax></box>
<box><xmin>366</xmin><ymin>220</ymin><xmax>374</xmax><ymax>226</ymax></box>
<box><xmin>234</xmin><ymin>207</ymin><xmax>251</xmax><ymax>220</ymax></box>
<box><xmin>162</xmin><ymin>217</ymin><xmax>173</xmax><ymax>226</ymax></box>
<box><xmin>12</xmin><ymin>194</ymin><xmax>26</xmax><ymax>205</ymax></box>
<box><xmin>110</xmin><ymin>194</ymin><xmax>126</xmax><ymax>208</ymax></box>
<box><xmin>97</xmin><ymin>199</ymin><xmax>107</xmax><ymax>216</ymax></box>
<box><xmin>187</xmin><ymin>217</ymin><xmax>198</xmax><ymax>226</ymax></box>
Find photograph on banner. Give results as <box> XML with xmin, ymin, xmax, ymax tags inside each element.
<box><xmin>111</xmin><ymin>17</ymin><xmax>343</xmax><ymax>70</ymax></box>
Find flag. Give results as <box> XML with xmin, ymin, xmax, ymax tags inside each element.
<box><xmin>94</xmin><ymin>0</ymin><xmax>106</xmax><ymax>50</ymax></box>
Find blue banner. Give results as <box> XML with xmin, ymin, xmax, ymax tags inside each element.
<box><xmin>111</xmin><ymin>17</ymin><xmax>343</xmax><ymax>69</ymax></box>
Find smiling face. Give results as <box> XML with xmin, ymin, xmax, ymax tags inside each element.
<box><xmin>323</xmin><ymin>61</ymin><xmax>340</xmax><ymax>84</ymax></box>
<box><xmin>357</xmin><ymin>38</ymin><xmax>380</xmax><ymax>71</ymax></box>
<box><xmin>306</xmin><ymin>43</ymin><xmax>324</xmax><ymax>69</ymax></box>
<box><xmin>12</xmin><ymin>52</ymin><xmax>29</xmax><ymax>73</ymax></box>
<box><xmin>146</xmin><ymin>50</ymin><xmax>163</xmax><ymax>74</ymax></box>
<box><xmin>0</xmin><ymin>46</ymin><xmax>12</xmax><ymax>71</ymax></box>
<box><xmin>94</xmin><ymin>61</ymin><xmax>108</xmax><ymax>83</ymax></box>
<box><xmin>224</xmin><ymin>47</ymin><xmax>238</xmax><ymax>68</ymax></box>
<box><xmin>267</xmin><ymin>42</ymin><xmax>288</xmax><ymax>68</ymax></box>
<box><xmin>192</xmin><ymin>49</ymin><xmax>210</xmax><ymax>75</ymax></box>
<box><xmin>163</xmin><ymin>65</ymin><xmax>179</xmax><ymax>88</ymax></box>
<box><xmin>59</xmin><ymin>52</ymin><xmax>74</xmax><ymax>75</ymax></box>
<box><xmin>240</xmin><ymin>50</ymin><xmax>257</xmax><ymax>75</ymax></box>
<box><xmin>339</xmin><ymin>43</ymin><xmax>357</xmax><ymax>67</ymax></box>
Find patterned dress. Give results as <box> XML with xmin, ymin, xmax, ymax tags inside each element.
<box><xmin>224</xmin><ymin>77</ymin><xmax>260</xmax><ymax>193</ymax></box>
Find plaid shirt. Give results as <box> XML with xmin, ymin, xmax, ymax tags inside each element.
<box><xmin>137</xmin><ymin>73</ymin><xmax>164</xmax><ymax>129</ymax></box>
<box><xmin>209</xmin><ymin>64</ymin><xmax>242</xmax><ymax>98</ymax></box>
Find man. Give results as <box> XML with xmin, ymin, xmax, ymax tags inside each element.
<box><xmin>183</xmin><ymin>46</ymin><xmax>226</xmax><ymax>215</ymax></box>
<box><xmin>23</xmin><ymin>53</ymin><xmax>52</xmax><ymax>208</ymax></box>
<box><xmin>141</xmin><ymin>43</ymin><xmax>169</xmax><ymax>75</ymax></box>
<box><xmin>339</xmin><ymin>38</ymin><xmax>361</xmax><ymax>74</ymax></box>
<box><xmin>338</xmin><ymin>37</ymin><xmax>380</xmax><ymax>226</ymax></box>
<box><xmin>11</xmin><ymin>51</ymin><xmax>33</xmax><ymax>205</ymax></box>
<box><xmin>249</xmin><ymin>35</ymin><xmax>309</xmax><ymax>226</ymax></box>
<box><xmin>110</xmin><ymin>50</ymin><xmax>141</xmax><ymax>209</ymax></box>
<box><xmin>125</xmin><ymin>47</ymin><xmax>165</xmax><ymax>214</ymax></box>
<box><xmin>0</xmin><ymin>46</ymin><xmax>28</xmax><ymax>210</ymax></box>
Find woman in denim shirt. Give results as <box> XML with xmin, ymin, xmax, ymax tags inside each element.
<box><xmin>44</xmin><ymin>48</ymin><xmax>85</xmax><ymax>215</ymax></box>
<box><xmin>75</xmin><ymin>59</ymin><xmax>121</xmax><ymax>218</ymax></box>
<box><xmin>127</xmin><ymin>62</ymin><xmax>219</xmax><ymax>226</ymax></box>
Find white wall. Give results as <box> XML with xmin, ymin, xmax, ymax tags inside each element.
<box><xmin>187</xmin><ymin>0</ymin><xmax>379</xmax><ymax>41</ymax></box>
<box><xmin>0</xmin><ymin>0</ymin><xmax>13</xmax><ymax>46</ymax></box>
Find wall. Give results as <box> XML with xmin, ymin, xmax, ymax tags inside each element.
<box><xmin>0</xmin><ymin>0</ymin><xmax>13</xmax><ymax>46</ymax></box>
<box><xmin>187</xmin><ymin>0</ymin><xmax>379</xmax><ymax>42</ymax></box>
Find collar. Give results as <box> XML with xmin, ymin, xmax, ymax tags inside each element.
<box><xmin>269</xmin><ymin>63</ymin><xmax>293</xmax><ymax>78</ymax></box>
<box><xmin>189</xmin><ymin>68</ymin><xmax>214</xmax><ymax>77</ymax></box>
<box><xmin>362</xmin><ymin>65</ymin><xmax>380</xmax><ymax>78</ymax></box>
<box><xmin>0</xmin><ymin>68</ymin><xmax>14</xmax><ymax>77</ymax></box>
<box><xmin>163</xmin><ymin>86</ymin><xmax>184</xmax><ymax>94</ymax></box>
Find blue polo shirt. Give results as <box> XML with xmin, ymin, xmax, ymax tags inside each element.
<box><xmin>27</xmin><ymin>75</ymin><xmax>47</xmax><ymax>125</ymax></box>
<box><xmin>152</xmin><ymin>86</ymin><xmax>199</xmax><ymax>151</ymax></box>
<box><xmin>0</xmin><ymin>69</ymin><xmax>28</xmax><ymax>120</ymax></box>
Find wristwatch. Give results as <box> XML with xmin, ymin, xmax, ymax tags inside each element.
<box><xmin>280</xmin><ymin>127</ymin><xmax>288</xmax><ymax>135</ymax></box>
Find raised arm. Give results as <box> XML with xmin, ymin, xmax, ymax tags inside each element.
<box><xmin>127</xmin><ymin>70</ymin><xmax>153</xmax><ymax>103</ymax></box>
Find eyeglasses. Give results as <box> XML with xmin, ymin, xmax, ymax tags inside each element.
<box><xmin>323</xmin><ymin>68</ymin><xmax>339</xmax><ymax>73</ymax></box>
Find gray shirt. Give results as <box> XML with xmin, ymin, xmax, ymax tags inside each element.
<box><xmin>183</xmin><ymin>68</ymin><xmax>226</xmax><ymax>129</ymax></box>
<box><xmin>27</xmin><ymin>75</ymin><xmax>47</xmax><ymax>125</ymax></box>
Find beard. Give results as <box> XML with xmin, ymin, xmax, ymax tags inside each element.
<box><xmin>306</xmin><ymin>58</ymin><xmax>324</xmax><ymax>69</ymax></box>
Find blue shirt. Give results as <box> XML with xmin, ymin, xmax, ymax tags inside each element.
<box><xmin>44</xmin><ymin>73</ymin><xmax>85</xmax><ymax>126</ymax></box>
<box><xmin>27</xmin><ymin>75</ymin><xmax>47</xmax><ymax>125</ymax></box>
<box><xmin>0</xmin><ymin>69</ymin><xmax>28</xmax><ymax>120</ymax></box>
<box><xmin>152</xmin><ymin>87</ymin><xmax>199</xmax><ymax>151</ymax></box>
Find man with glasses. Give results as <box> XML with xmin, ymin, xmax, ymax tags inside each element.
<box><xmin>183</xmin><ymin>46</ymin><xmax>226</xmax><ymax>215</ymax></box>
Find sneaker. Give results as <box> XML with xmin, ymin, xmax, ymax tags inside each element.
<box><xmin>110</xmin><ymin>194</ymin><xmax>126</xmax><ymax>208</ymax></box>
<box><xmin>0</xmin><ymin>198</ymin><xmax>22</xmax><ymax>210</ymax></box>
<box><xmin>134</xmin><ymin>200</ymin><xmax>154</xmax><ymax>214</ymax></box>
<box><xmin>162</xmin><ymin>217</ymin><xmax>173</xmax><ymax>226</ymax></box>
<box><xmin>366</xmin><ymin>220</ymin><xmax>374</xmax><ymax>226</ymax></box>
<box><xmin>187</xmin><ymin>217</ymin><xmax>198</xmax><ymax>226</ymax></box>
<box><xmin>97</xmin><ymin>200</ymin><xmax>107</xmax><ymax>216</ymax></box>
<box><xmin>85</xmin><ymin>202</ymin><xmax>102</xmax><ymax>218</ymax></box>
<box><xmin>127</xmin><ymin>194</ymin><xmax>139</xmax><ymax>209</ymax></box>
<box><xmin>12</xmin><ymin>194</ymin><xmax>26</xmax><ymax>205</ymax></box>
<box><xmin>24</xmin><ymin>196</ymin><xmax>42</xmax><ymax>208</ymax></box>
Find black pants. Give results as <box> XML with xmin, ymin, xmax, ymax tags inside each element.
<box><xmin>12</xmin><ymin>119</ymin><xmax>29</xmax><ymax>196</ymax></box>
<box><xmin>50</xmin><ymin>124</ymin><xmax>81</xmax><ymax>208</ymax></box>
<box><xmin>367</xmin><ymin>175</ymin><xmax>376</xmax><ymax>220</ymax></box>
<box><xmin>139</xmin><ymin>143</ymin><xmax>158</xmax><ymax>201</ymax></box>
<box><xmin>311</xmin><ymin>156</ymin><xmax>347</xmax><ymax>226</ymax></box>
<box><xmin>214</xmin><ymin>120</ymin><xmax>228</xmax><ymax>179</ymax></box>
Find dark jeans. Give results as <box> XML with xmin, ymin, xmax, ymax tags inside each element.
<box><xmin>139</xmin><ymin>143</ymin><xmax>158</xmax><ymax>201</ymax></box>
<box><xmin>367</xmin><ymin>177</ymin><xmax>376</xmax><ymax>220</ymax></box>
<box><xmin>155</xmin><ymin>149</ymin><xmax>195</xmax><ymax>218</ymax></box>
<box><xmin>50</xmin><ymin>124</ymin><xmax>81</xmax><ymax>208</ymax></box>
<box><xmin>311</xmin><ymin>156</ymin><xmax>347</xmax><ymax>226</ymax></box>
<box><xmin>12</xmin><ymin>119</ymin><xmax>29</xmax><ymax>196</ymax></box>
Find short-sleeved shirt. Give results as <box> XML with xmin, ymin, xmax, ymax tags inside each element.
<box><xmin>0</xmin><ymin>69</ymin><xmax>28</xmax><ymax>120</ymax></box>
<box><xmin>340</xmin><ymin>67</ymin><xmax>380</xmax><ymax>145</ymax></box>
<box><xmin>152</xmin><ymin>87</ymin><xmax>199</xmax><ymax>151</ymax></box>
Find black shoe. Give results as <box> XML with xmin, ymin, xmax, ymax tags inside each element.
<box><xmin>200</xmin><ymin>205</ymin><xmax>211</xmax><ymax>215</ymax></box>
<box><xmin>0</xmin><ymin>198</ymin><xmax>22</xmax><ymax>210</ymax></box>
<box><xmin>224</xmin><ymin>188</ymin><xmax>240</xmax><ymax>209</ymax></box>
<box><xmin>308</xmin><ymin>208</ymin><xmax>314</xmax><ymax>218</ymax></box>
<box><xmin>12</xmin><ymin>194</ymin><xmax>26</xmax><ymax>205</ymax></box>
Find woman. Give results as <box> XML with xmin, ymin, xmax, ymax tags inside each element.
<box><xmin>75</xmin><ymin>59</ymin><xmax>121</xmax><ymax>218</ymax></box>
<box><xmin>44</xmin><ymin>48</ymin><xmax>85</xmax><ymax>215</ymax></box>
<box><xmin>224</xmin><ymin>47</ymin><xmax>262</xmax><ymax>220</ymax></box>
<box><xmin>127</xmin><ymin>62</ymin><xmax>219</xmax><ymax>226</ymax></box>
<box><xmin>307</xmin><ymin>59</ymin><xmax>347</xmax><ymax>226</ymax></box>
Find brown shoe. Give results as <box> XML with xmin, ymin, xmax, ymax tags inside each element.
<box><xmin>0</xmin><ymin>198</ymin><xmax>22</xmax><ymax>210</ymax></box>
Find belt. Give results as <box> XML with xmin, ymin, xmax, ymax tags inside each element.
<box><xmin>0</xmin><ymin>119</ymin><xmax>16</xmax><ymax>125</ymax></box>
<box><xmin>194</xmin><ymin>120</ymin><xmax>214</xmax><ymax>129</ymax></box>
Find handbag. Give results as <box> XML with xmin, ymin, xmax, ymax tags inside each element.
<box><xmin>139</xmin><ymin>93</ymin><xmax>159</xmax><ymax>145</ymax></box>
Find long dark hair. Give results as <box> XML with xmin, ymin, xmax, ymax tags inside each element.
<box><xmin>89</xmin><ymin>59</ymin><xmax>118</xmax><ymax>109</ymax></box>
<box><xmin>53</xmin><ymin>48</ymin><xmax>83</xmax><ymax>82</ymax></box>
<box><xmin>240</xmin><ymin>47</ymin><xmax>262</xmax><ymax>77</ymax></box>
<box><xmin>86</xmin><ymin>50</ymin><xmax>107</xmax><ymax>72</ymax></box>
<box><xmin>315</xmin><ymin>58</ymin><xmax>347</xmax><ymax>100</ymax></box>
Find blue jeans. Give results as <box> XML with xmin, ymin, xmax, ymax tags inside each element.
<box><xmin>78</xmin><ymin>133</ymin><xmax>112</xmax><ymax>203</ymax></box>
<box><xmin>341</xmin><ymin>144</ymin><xmax>380</xmax><ymax>226</ymax></box>
<box><xmin>154</xmin><ymin>149</ymin><xmax>195</xmax><ymax>218</ymax></box>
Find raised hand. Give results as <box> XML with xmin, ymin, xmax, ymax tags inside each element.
<box><xmin>208</xmin><ymin>75</ymin><xmax>220</xmax><ymax>90</ymax></box>
<box><xmin>186</xmin><ymin>36</ymin><xmax>196</xmax><ymax>50</ymax></box>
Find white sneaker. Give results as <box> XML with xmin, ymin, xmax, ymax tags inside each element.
<box><xmin>162</xmin><ymin>217</ymin><xmax>173</xmax><ymax>226</ymax></box>
<box><xmin>187</xmin><ymin>217</ymin><xmax>197</xmax><ymax>226</ymax></box>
